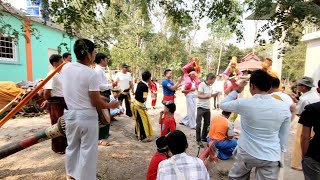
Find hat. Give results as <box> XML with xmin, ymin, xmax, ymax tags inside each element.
<box><xmin>297</xmin><ymin>76</ymin><xmax>315</xmax><ymax>88</ymax></box>
<box><xmin>111</xmin><ymin>87</ymin><xmax>121</xmax><ymax>92</ymax></box>
<box><xmin>231</xmin><ymin>56</ymin><xmax>237</xmax><ymax>62</ymax></box>
<box><xmin>122</xmin><ymin>63</ymin><xmax>130</xmax><ymax>68</ymax></box>
<box><xmin>156</xmin><ymin>136</ymin><xmax>169</xmax><ymax>153</ymax></box>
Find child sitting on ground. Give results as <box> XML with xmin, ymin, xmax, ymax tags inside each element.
<box><xmin>159</xmin><ymin>102</ymin><xmax>176</xmax><ymax>136</ymax></box>
<box><xmin>207</xmin><ymin>111</ymin><xmax>237</xmax><ymax>160</ymax></box>
<box><xmin>109</xmin><ymin>87</ymin><xmax>124</xmax><ymax>116</ymax></box>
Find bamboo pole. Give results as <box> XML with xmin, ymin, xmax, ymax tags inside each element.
<box><xmin>0</xmin><ymin>62</ymin><xmax>66</xmax><ymax>127</ymax></box>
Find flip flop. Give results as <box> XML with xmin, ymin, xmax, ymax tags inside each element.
<box><xmin>141</xmin><ymin>138</ymin><xmax>153</xmax><ymax>142</ymax></box>
<box><xmin>66</xmin><ymin>175</ymin><xmax>75</xmax><ymax>180</ymax></box>
<box><xmin>98</xmin><ymin>140</ymin><xmax>111</xmax><ymax>146</ymax></box>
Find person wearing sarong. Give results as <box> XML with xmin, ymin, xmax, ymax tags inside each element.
<box><xmin>61</xmin><ymin>39</ymin><xmax>119</xmax><ymax>180</ymax></box>
<box><xmin>290</xmin><ymin>77</ymin><xmax>320</xmax><ymax>170</ymax></box>
<box><xmin>114</xmin><ymin>63</ymin><xmax>134</xmax><ymax>117</ymax></box>
<box><xmin>180</xmin><ymin>71</ymin><xmax>197</xmax><ymax>129</ymax></box>
<box><xmin>44</xmin><ymin>54</ymin><xmax>67</xmax><ymax>154</ymax></box>
<box><xmin>131</xmin><ymin>71</ymin><xmax>154</xmax><ymax>141</ymax></box>
<box><xmin>162</xmin><ymin>69</ymin><xmax>182</xmax><ymax>103</ymax></box>
<box><xmin>150</xmin><ymin>78</ymin><xmax>158</xmax><ymax>109</ymax></box>
<box><xmin>94</xmin><ymin>53</ymin><xmax>113</xmax><ymax>145</ymax></box>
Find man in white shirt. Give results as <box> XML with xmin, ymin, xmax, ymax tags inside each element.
<box><xmin>61</xmin><ymin>39</ymin><xmax>119</xmax><ymax>180</ymax></box>
<box><xmin>157</xmin><ymin>130</ymin><xmax>210</xmax><ymax>180</ymax></box>
<box><xmin>196</xmin><ymin>73</ymin><xmax>216</xmax><ymax>148</ymax></box>
<box><xmin>63</xmin><ymin>52</ymin><xmax>72</xmax><ymax>62</ymax></box>
<box><xmin>212</xmin><ymin>74</ymin><xmax>224</xmax><ymax>109</ymax></box>
<box><xmin>220</xmin><ymin>70</ymin><xmax>291</xmax><ymax>179</ymax></box>
<box><xmin>43</xmin><ymin>54</ymin><xmax>67</xmax><ymax>154</ymax></box>
<box><xmin>94</xmin><ymin>53</ymin><xmax>113</xmax><ymax>144</ymax></box>
<box><xmin>294</xmin><ymin>77</ymin><xmax>320</xmax><ymax>115</ymax></box>
<box><xmin>269</xmin><ymin>77</ymin><xmax>296</xmax><ymax>121</ymax></box>
<box><xmin>94</xmin><ymin>53</ymin><xmax>113</xmax><ymax>97</ymax></box>
<box><xmin>113</xmin><ymin>64</ymin><xmax>134</xmax><ymax>117</ymax></box>
<box><xmin>290</xmin><ymin>76</ymin><xmax>320</xmax><ymax>170</ymax></box>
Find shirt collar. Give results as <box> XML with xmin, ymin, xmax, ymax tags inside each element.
<box><xmin>142</xmin><ymin>80</ymin><xmax>149</xmax><ymax>87</ymax></box>
<box><xmin>252</xmin><ymin>94</ymin><xmax>272</xmax><ymax>99</ymax></box>
<box><xmin>172</xmin><ymin>152</ymin><xmax>187</xmax><ymax>159</ymax></box>
<box><xmin>96</xmin><ymin>64</ymin><xmax>105</xmax><ymax>70</ymax></box>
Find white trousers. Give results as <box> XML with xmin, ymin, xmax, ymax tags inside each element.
<box><xmin>180</xmin><ymin>95</ymin><xmax>197</xmax><ymax>128</ymax></box>
<box><xmin>64</xmin><ymin>109</ymin><xmax>99</xmax><ymax>180</ymax></box>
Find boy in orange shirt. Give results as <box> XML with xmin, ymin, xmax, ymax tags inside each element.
<box><xmin>159</xmin><ymin>102</ymin><xmax>176</xmax><ymax>136</ymax></box>
<box><xmin>207</xmin><ymin>111</ymin><xmax>237</xmax><ymax>160</ymax></box>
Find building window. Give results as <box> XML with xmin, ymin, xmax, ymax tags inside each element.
<box><xmin>0</xmin><ymin>35</ymin><xmax>18</xmax><ymax>63</ymax></box>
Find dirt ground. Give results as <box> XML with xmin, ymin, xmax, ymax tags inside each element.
<box><xmin>0</xmin><ymin>91</ymin><xmax>304</xmax><ymax>180</ymax></box>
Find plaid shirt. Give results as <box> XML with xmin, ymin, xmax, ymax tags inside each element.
<box><xmin>156</xmin><ymin>153</ymin><xmax>210</xmax><ymax>180</ymax></box>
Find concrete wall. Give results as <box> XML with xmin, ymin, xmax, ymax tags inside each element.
<box><xmin>304</xmin><ymin>39</ymin><xmax>320</xmax><ymax>78</ymax></box>
<box><xmin>30</xmin><ymin>22</ymin><xmax>76</xmax><ymax>80</ymax></box>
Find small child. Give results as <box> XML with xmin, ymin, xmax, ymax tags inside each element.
<box><xmin>109</xmin><ymin>87</ymin><xmax>124</xmax><ymax>116</ymax></box>
<box><xmin>159</xmin><ymin>102</ymin><xmax>176</xmax><ymax>136</ymax></box>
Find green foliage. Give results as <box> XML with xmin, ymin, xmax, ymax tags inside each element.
<box><xmin>282</xmin><ymin>42</ymin><xmax>307</xmax><ymax>80</ymax></box>
<box><xmin>0</xmin><ymin>0</ymin><xmax>316</xmax><ymax>81</ymax></box>
<box><xmin>0</xmin><ymin>10</ymin><xmax>40</xmax><ymax>40</ymax></box>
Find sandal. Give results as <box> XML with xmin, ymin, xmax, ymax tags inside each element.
<box><xmin>141</xmin><ymin>138</ymin><xmax>153</xmax><ymax>143</ymax></box>
<box><xmin>66</xmin><ymin>175</ymin><xmax>75</xmax><ymax>180</ymax></box>
<box><xmin>98</xmin><ymin>140</ymin><xmax>111</xmax><ymax>146</ymax></box>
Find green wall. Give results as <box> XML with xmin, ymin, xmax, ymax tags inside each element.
<box><xmin>30</xmin><ymin>22</ymin><xmax>76</xmax><ymax>80</ymax></box>
<box><xmin>0</xmin><ymin>13</ymin><xmax>27</xmax><ymax>82</ymax></box>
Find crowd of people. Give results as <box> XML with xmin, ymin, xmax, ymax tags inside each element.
<box><xmin>41</xmin><ymin>38</ymin><xmax>320</xmax><ymax>180</ymax></box>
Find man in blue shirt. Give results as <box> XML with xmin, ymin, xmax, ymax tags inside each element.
<box><xmin>220</xmin><ymin>69</ymin><xmax>291</xmax><ymax>180</ymax></box>
<box><xmin>162</xmin><ymin>69</ymin><xmax>182</xmax><ymax>103</ymax></box>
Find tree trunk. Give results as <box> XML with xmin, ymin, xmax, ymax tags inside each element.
<box><xmin>216</xmin><ymin>43</ymin><xmax>223</xmax><ymax>75</ymax></box>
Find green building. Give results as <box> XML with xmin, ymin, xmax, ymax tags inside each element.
<box><xmin>0</xmin><ymin>3</ymin><xmax>76</xmax><ymax>82</ymax></box>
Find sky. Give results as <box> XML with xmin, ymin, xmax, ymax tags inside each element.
<box><xmin>150</xmin><ymin>4</ymin><xmax>265</xmax><ymax>50</ymax></box>
<box><xmin>192</xmin><ymin>11</ymin><xmax>266</xmax><ymax>49</ymax></box>
<box><xmin>7</xmin><ymin>0</ymin><xmax>262</xmax><ymax>50</ymax></box>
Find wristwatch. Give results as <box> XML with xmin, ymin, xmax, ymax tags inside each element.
<box><xmin>235</xmin><ymin>89</ymin><xmax>241</xmax><ymax>93</ymax></box>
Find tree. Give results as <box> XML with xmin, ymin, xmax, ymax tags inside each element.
<box><xmin>282</xmin><ymin>42</ymin><xmax>307</xmax><ymax>80</ymax></box>
<box><xmin>1</xmin><ymin>0</ymin><xmax>320</xmax><ymax>46</ymax></box>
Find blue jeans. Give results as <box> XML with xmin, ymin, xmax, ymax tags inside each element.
<box><xmin>208</xmin><ymin>138</ymin><xmax>237</xmax><ymax>160</ymax></box>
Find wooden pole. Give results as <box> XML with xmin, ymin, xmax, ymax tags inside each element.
<box><xmin>0</xmin><ymin>62</ymin><xmax>66</xmax><ymax>127</ymax></box>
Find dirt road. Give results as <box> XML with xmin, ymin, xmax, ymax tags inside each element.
<box><xmin>0</xmin><ymin>91</ymin><xmax>303</xmax><ymax>180</ymax></box>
